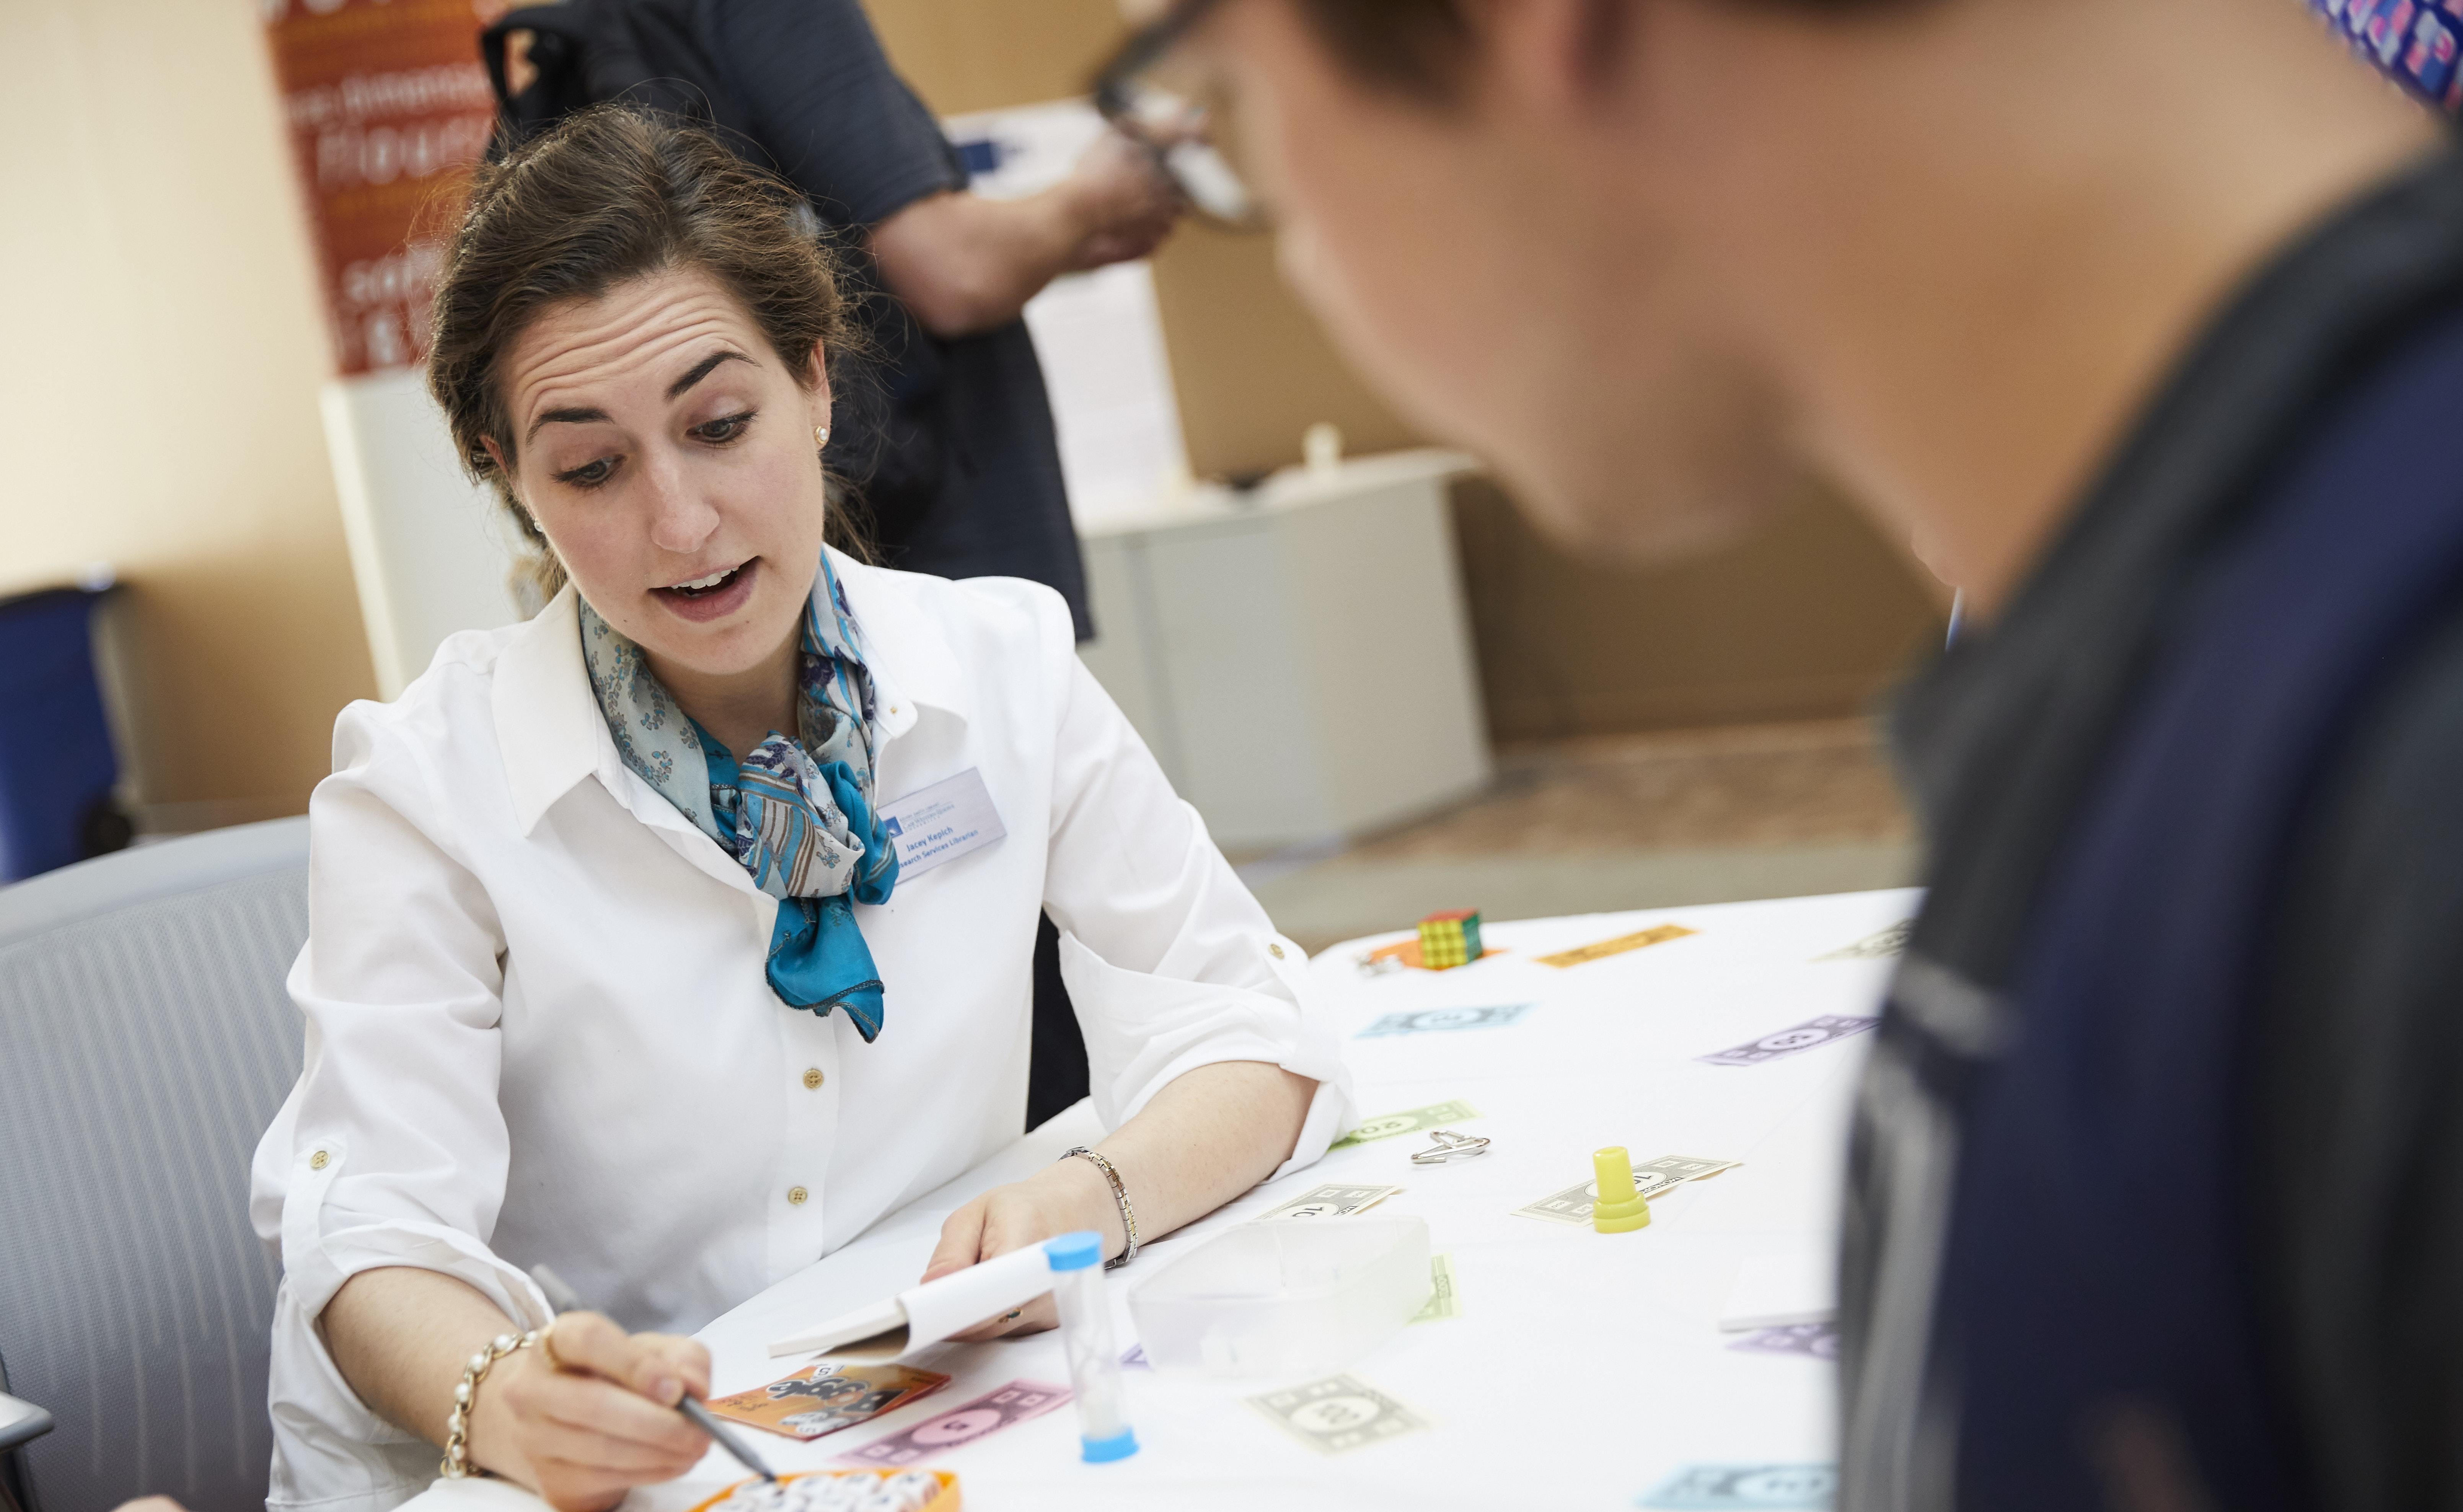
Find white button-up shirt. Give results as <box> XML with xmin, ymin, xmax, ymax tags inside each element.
<box><xmin>249</xmin><ymin>556</ymin><xmax>1355</xmax><ymax>1512</ymax></box>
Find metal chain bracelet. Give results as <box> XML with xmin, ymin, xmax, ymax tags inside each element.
<box><xmin>441</xmin><ymin>1329</ymin><xmax>538</xmax><ymax>1479</ymax></box>
<box><xmin>1058</xmin><ymin>1145</ymin><xmax>1139</xmax><ymax>1268</ymax></box>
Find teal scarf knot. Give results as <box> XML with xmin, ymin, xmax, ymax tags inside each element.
<box><xmin>580</xmin><ymin>556</ymin><xmax>900</xmax><ymax>1040</ymax></box>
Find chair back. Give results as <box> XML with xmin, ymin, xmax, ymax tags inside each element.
<box><xmin>0</xmin><ymin>818</ymin><xmax>309</xmax><ymax>1512</ymax></box>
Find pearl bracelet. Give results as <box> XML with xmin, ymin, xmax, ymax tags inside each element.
<box><xmin>441</xmin><ymin>1329</ymin><xmax>537</xmax><ymax>1479</ymax></box>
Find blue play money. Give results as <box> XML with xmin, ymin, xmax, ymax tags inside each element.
<box><xmin>1356</xmin><ymin>1002</ymin><xmax>1534</xmax><ymax>1038</ymax></box>
<box><xmin>1639</xmin><ymin>1464</ymin><xmax>1836</xmax><ymax>1509</ymax></box>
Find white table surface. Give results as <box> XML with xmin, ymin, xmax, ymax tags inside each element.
<box><xmin>404</xmin><ymin>889</ymin><xmax>1915</xmax><ymax>1512</ymax></box>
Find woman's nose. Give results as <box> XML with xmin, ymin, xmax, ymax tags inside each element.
<box><xmin>642</xmin><ymin>455</ymin><xmax>720</xmax><ymax>555</ymax></box>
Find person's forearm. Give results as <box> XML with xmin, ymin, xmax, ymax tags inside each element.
<box><xmin>1038</xmin><ymin>1059</ymin><xmax>1319</xmax><ymax>1257</ymax></box>
<box><xmin>323</xmin><ymin>1266</ymin><xmax>525</xmax><ymax>1447</ymax></box>
<box><xmin>867</xmin><ymin>189</ymin><xmax>1086</xmax><ymax>337</ymax></box>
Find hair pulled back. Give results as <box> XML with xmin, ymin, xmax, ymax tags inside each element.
<box><xmin>427</xmin><ymin>104</ymin><xmax>863</xmax><ymax>607</ymax></box>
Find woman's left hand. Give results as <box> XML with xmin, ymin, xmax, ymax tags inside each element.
<box><xmin>920</xmin><ymin>1157</ymin><xmax>1120</xmax><ymax>1339</ymax></box>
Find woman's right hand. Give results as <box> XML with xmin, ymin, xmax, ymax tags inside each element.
<box><xmin>465</xmin><ymin>1312</ymin><xmax>712</xmax><ymax>1512</ymax></box>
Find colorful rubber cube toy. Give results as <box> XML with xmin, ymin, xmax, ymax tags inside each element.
<box><xmin>1416</xmin><ymin>909</ymin><xmax>1483</xmax><ymax>970</ymax></box>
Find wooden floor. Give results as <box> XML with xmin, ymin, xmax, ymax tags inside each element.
<box><xmin>1350</xmin><ymin>718</ymin><xmax>1911</xmax><ymax>860</ymax></box>
<box><xmin>1242</xmin><ymin>719</ymin><xmax>1920</xmax><ymax>954</ymax></box>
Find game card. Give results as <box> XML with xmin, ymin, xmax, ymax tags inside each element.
<box><xmin>830</xmin><ymin>1380</ymin><xmax>1071</xmax><ymax>1467</ymax></box>
<box><xmin>1356</xmin><ymin>1003</ymin><xmax>1533</xmax><ymax>1038</ymax></box>
<box><xmin>1697</xmin><ymin>1015</ymin><xmax>1877</xmax><ymax>1067</ymax></box>
<box><xmin>1247</xmin><ymin>1374</ymin><xmax>1428</xmax><ymax>1455</ymax></box>
<box><xmin>1536</xmin><ymin>923</ymin><xmax>1698</xmax><ymax>968</ymax></box>
<box><xmin>705</xmin><ymin>1361</ymin><xmax>951</xmax><ymax>1441</ymax></box>
<box><xmin>1332</xmin><ymin>1099</ymin><xmax>1481</xmax><ymax>1148</ymax></box>
<box><xmin>1260</xmin><ymin>1183</ymin><xmax>1402</xmax><ymax>1221</ymax></box>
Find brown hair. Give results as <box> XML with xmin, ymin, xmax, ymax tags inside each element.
<box><xmin>426</xmin><ymin>104</ymin><xmax>866</xmax><ymax>608</ymax></box>
<box><xmin>1293</xmin><ymin>0</ymin><xmax>1475</xmax><ymax>101</ymax></box>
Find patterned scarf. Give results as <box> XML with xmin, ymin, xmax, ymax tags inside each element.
<box><xmin>579</xmin><ymin>555</ymin><xmax>900</xmax><ymax>1040</ymax></box>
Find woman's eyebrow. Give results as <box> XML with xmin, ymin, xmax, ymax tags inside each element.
<box><xmin>522</xmin><ymin>350</ymin><xmax>755</xmax><ymax>442</ymax></box>
<box><xmin>667</xmin><ymin>349</ymin><xmax>753</xmax><ymax>400</ymax></box>
<box><xmin>527</xmin><ymin>405</ymin><xmax>608</xmax><ymax>442</ymax></box>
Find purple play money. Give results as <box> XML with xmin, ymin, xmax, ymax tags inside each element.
<box><xmin>829</xmin><ymin>1379</ymin><xmax>1071</xmax><ymax>1467</ymax></box>
<box><xmin>1697</xmin><ymin>1015</ymin><xmax>1878</xmax><ymax>1067</ymax></box>
<box><xmin>1728</xmin><ymin>1323</ymin><xmax>1840</xmax><ymax>1360</ymax></box>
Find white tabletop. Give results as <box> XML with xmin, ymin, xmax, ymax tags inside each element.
<box><xmin>403</xmin><ymin>888</ymin><xmax>1914</xmax><ymax>1512</ymax></box>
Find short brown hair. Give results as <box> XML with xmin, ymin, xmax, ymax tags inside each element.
<box><xmin>427</xmin><ymin>104</ymin><xmax>864</xmax><ymax>606</ymax></box>
<box><xmin>1294</xmin><ymin>0</ymin><xmax>1474</xmax><ymax>101</ymax></box>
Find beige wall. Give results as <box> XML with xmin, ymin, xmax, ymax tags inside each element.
<box><xmin>2</xmin><ymin>0</ymin><xmax>375</xmax><ymax>826</ymax></box>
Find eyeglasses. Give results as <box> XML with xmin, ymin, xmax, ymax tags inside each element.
<box><xmin>1090</xmin><ymin>0</ymin><xmax>1267</xmax><ymax>229</ymax></box>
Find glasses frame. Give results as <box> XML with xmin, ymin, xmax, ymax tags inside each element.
<box><xmin>1089</xmin><ymin>0</ymin><xmax>1267</xmax><ymax>230</ymax></box>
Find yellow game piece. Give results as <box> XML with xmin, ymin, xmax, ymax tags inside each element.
<box><xmin>1591</xmin><ymin>1146</ymin><xmax>1652</xmax><ymax>1233</ymax></box>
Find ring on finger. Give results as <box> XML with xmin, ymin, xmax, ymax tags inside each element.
<box><xmin>1001</xmin><ymin>1308</ymin><xmax>1024</xmax><ymax>1323</ymax></box>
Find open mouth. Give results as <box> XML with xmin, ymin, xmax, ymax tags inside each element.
<box><xmin>665</xmin><ymin>563</ymin><xmax>747</xmax><ymax>597</ymax></box>
<box><xmin>652</xmin><ymin>558</ymin><xmax>759</xmax><ymax>621</ymax></box>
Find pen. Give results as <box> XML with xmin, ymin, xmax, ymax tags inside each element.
<box><xmin>528</xmin><ymin>1264</ymin><xmax>780</xmax><ymax>1485</ymax></box>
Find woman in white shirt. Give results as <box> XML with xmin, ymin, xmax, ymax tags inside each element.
<box><xmin>249</xmin><ymin>106</ymin><xmax>1352</xmax><ymax>1512</ymax></box>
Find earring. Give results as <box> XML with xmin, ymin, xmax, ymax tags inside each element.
<box><xmin>814</xmin><ymin>425</ymin><xmax>831</xmax><ymax>447</ymax></box>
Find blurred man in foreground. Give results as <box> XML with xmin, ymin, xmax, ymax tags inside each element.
<box><xmin>1099</xmin><ymin>0</ymin><xmax>2461</xmax><ymax>1506</ymax></box>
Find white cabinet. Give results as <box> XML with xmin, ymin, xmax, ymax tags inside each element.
<box><xmin>321</xmin><ymin>368</ymin><xmax>524</xmax><ymax>700</ymax></box>
<box><xmin>1077</xmin><ymin>451</ymin><xmax>1492</xmax><ymax>851</ymax></box>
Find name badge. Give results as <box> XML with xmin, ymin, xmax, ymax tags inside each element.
<box><xmin>881</xmin><ymin>767</ymin><xmax>1006</xmax><ymax>879</ymax></box>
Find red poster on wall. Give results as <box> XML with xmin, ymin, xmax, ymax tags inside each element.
<box><xmin>262</xmin><ymin>0</ymin><xmax>505</xmax><ymax>376</ymax></box>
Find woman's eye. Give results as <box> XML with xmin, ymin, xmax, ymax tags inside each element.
<box><xmin>694</xmin><ymin>411</ymin><xmax>755</xmax><ymax>444</ymax></box>
<box><xmin>553</xmin><ymin>456</ymin><xmax>616</xmax><ymax>489</ymax></box>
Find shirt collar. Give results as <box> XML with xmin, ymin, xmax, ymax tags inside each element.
<box><xmin>490</xmin><ymin>549</ymin><xmax>972</xmax><ymax>835</ymax></box>
<box><xmin>492</xmin><ymin>583</ymin><xmax>603</xmax><ymax>836</ymax></box>
<box><xmin>818</xmin><ymin>546</ymin><xmax>973</xmax><ymax>746</ymax></box>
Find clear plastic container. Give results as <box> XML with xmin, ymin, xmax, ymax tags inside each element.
<box><xmin>1126</xmin><ymin>1217</ymin><xmax>1431</xmax><ymax>1378</ymax></box>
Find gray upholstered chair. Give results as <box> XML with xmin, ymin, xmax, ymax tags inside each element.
<box><xmin>0</xmin><ymin>818</ymin><xmax>310</xmax><ymax>1512</ymax></box>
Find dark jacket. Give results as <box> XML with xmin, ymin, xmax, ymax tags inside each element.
<box><xmin>1842</xmin><ymin>147</ymin><xmax>2463</xmax><ymax>1512</ymax></box>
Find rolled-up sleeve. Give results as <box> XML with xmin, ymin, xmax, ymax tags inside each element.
<box><xmin>1034</xmin><ymin>605</ymin><xmax>1356</xmax><ymax>1172</ymax></box>
<box><xmin>251</xmin><ymin>699</ymin><xmax>551</xmax><ymax>1361</ymax></box>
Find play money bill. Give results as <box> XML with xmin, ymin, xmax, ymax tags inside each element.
<box><xmin>1357</xmin><ymin>1002</ymin><xmax>1533</xmax><ymax>1038</ymax></box>
<box><xmin>1261</xmin><ymin>1183</ymin><xmax>1402</xmax><ymax>1221</ymax></box>
<box><xmin>1639</xmin><ymin>1463</ymin><xmax>1838</xmax><ymax>1509</ymax></box>
<box><xmin>1814</xmin><ymin>919</ymin><xmax>1912</xmax><ymax>961</ymax></box>
<box><xmin>1332</xmin><ymin>1098</ymin><xmax>1481</xmax><ymax>1147</ymax></box>
<box><xmin>1511</xmin><ymin>1156</ymin><xmax>1740</xmax><ymax>1225</ymax></box>
<box><xmin>1536</xmin><ymin>922</ymin><xmax>1699</xmax><ymax>968</ymax></box>
<box><xmin>829</xmin><ymin>1380</ymin><xmax>1069</xmax><ymax>1467</ymax></box>
<box><xmin>1247</xmin><ymin>1374</ymin><xmax>1429</xmax><ymax>1455</ymax></box>
<box><xmin>1698</xmin><ymin>1015</ymin><xmax>1878</xmax><ymax>1067</ymax></box>
<box><xmin>1408</xmin><ymin>1255</ymin><xmax>1459</xmax><ymax>1324</ymax></box>
<box><xmin>706</xmin><ymin>1361</ymin><xmax>950</xmax><ymax>1441</ymax></box>
<box><xmin>1727</xmin><ymin>1322</ymin><xmax>1839</xmax><ymax>1360</ymax></box>
<box><xmin>1630</xmin><ymin>1154</ymin><xmax>1742</xmax><ymax>1196</ymax></box>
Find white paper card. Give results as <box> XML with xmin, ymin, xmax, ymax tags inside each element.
<box><xmin>768</xmin><ymin>1241</ymin><xmax>1054</xmax><ymax>1358</ymax></box>
<box><xmin>881</xmin><ymin>767</ymin><xmax>1006</xmax><ymax>879</ymax></box>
